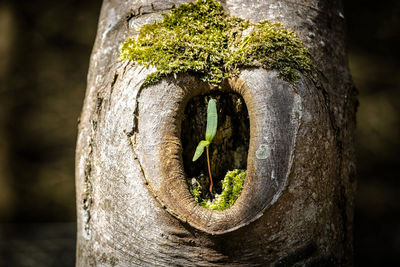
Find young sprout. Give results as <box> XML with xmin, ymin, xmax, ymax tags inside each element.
<box><xmin>192</xmin><ymin>98</ymin><xmax>218</xmax><ymax>193</ymax></box>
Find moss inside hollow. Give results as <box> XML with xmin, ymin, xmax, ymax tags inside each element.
<box><xmin>120</xmin><ymin>0</ymin><xmax>314</xmax><ymax>88</ymax></box>
<box><xmin>188</xmin><ymin>169</ymin><xmax>246</xmax><ymax>210</ymax></box>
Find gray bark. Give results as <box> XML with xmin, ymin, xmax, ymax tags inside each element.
<box><xmin>76</xmin><ymin>0</ymin><xmax>356</xmax><ymax>266</ymax></box>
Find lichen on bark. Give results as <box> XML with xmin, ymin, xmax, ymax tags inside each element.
<box><xmin>119</xmin><ymin>0</ymin><xmax>314</xmax><ymax>88</ymax></box>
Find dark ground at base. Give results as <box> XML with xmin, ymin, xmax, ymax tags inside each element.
<box><xmin>0</xmin><ymin>223</ymin><xmax>75</xmax><ymax>267</ymax></box>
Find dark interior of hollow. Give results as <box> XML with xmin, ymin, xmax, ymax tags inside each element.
<box><xmin>181</xmin><ymin>91</ymin><xmax>250</xmax><ymax>194</ymax></box>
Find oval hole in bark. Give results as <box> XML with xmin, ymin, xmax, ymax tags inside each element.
<box><xmin>135</xmin><ymin>70</ymin><xmax>300</xmax><ymax>234</ymax></box>
<box><xmin>181</xmin><ymin>91</ymin><xmax>250</xmax><ymax>204</ymax></box>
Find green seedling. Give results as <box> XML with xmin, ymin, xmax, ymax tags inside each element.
<box><xmin>192</xmin><ymin>98</ymin><xmax>218</xmax><ymax>193</ymax></box>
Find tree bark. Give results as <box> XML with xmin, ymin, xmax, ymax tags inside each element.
<box><xmin>76</xmin><ymin>0</ymin><xmax>357</xmax><ymax>266</ymax></box>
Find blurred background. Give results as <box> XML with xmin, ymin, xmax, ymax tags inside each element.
<box><xmin>0</xmin><ymin>0</ymin><xmax>399</xmax><ymax>266</ymax></box>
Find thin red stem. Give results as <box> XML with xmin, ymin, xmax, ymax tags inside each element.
<box><xmin>206</xmin><ymin>146</ymin><xmax>213</xmax><ymax>193</ymax></box>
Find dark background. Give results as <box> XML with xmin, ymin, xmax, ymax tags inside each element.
<box><xmin>0</xmin><ymin>0</ymin><xmax>399</xmax><ymax>266</ymax></box>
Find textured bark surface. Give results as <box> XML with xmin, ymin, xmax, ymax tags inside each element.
<box><xmin>76</xmin><ymin>0</ymin><xmax>356</xmax><ymax>265</ymax></box>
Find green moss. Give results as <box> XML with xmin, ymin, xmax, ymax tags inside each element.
<box><xmin>188</xmin><ymin>169</ymin><xmax>246</xmax><ymax>210</ymax></box>
<box><xmin>120</xmin><ymin>0</ymin><xmax>313</xmax><ymax>88</ymax></box>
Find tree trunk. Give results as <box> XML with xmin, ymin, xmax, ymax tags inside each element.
<box><xmin>75</xmin><ymin>0</ymin><xmax>357</xmax><ymax>266</ymax></box>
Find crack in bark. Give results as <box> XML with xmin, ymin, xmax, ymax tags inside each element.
<box><xmin>126</xmin><ymin>1</ymin><xmax>176</xmax><ymax>23</ymax></box>
<box><xmin>110</xmin><ymin>72</ymin><xmax>118</xmax><ymax>94</ymax></box>
<box><xmin>82</xmin><ymin>135</ymin><xmax>94</xmax><ymax>238</ymax></box>
<box><xmin>127</xmin><ymin>70</ymin><xmax>147</xmax><ymax>137</ymax></box>
<box><xmin>96</xmin><ymin>95</ymin><xmax>104</xmax><ymax>115</ymax></box>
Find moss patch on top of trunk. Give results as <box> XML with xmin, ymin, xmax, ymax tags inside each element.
<box><xmin>188</xmin><ymin>169</ymin><xmax>246</xmax><ymax>210</ymax></box>
<box><xmin>120</xmin><ymin>0</ymin><xmax>313</xmax><ymax>88</ymax></box>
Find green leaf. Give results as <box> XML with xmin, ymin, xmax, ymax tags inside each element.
<box><xmin>205</xmin><ymin>99</ymin><xmax>218</xmax><ymax>142</ymax></box>
<box><xmin>192</xmin><ymin>140</ymin><xmax>210</xmax><ymax>161</ymax></box>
